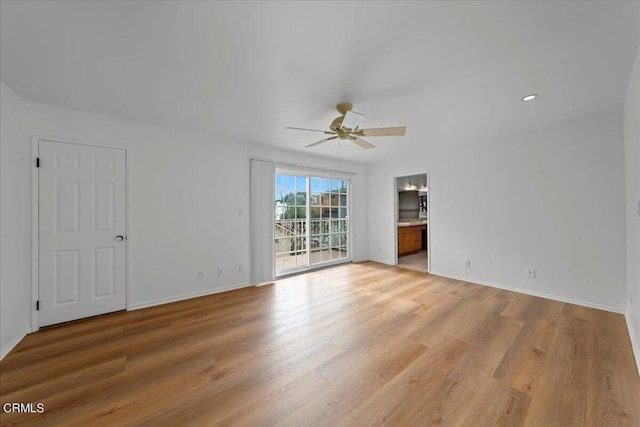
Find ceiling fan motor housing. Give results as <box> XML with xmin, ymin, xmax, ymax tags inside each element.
<box><xmin>330</xmin><ymin>102</ymin><xmax>354</xmax><ymax>132</ymax></box>
<box><xmin>330</xmin><ymin>116</ymin><xmax>344</xmax><ymax>132</ymax></box>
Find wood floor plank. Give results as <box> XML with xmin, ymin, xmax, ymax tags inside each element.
<box><xmin>374</xmin><ymin>374</ymin><xmax>475</xmax><ymax>426</ymax></box>
<box><xmin>335</xmin><ymin>334</ymin><xmax>470</xmax><ymax>426</ymax></box>
<box><xmin>1</xmin><ymin>262</ymin><xmax>638</xmax><ymax>426</ymax></box>
<box><xmin>142</xmin><ymin>342</ymin><xmax>344</xmax><ymax>427</ymax></box>
<box><xmin>409</xmin><ymin>294</ymin><xmax>483</xmax><ymax>348</ymax></box>
<box><xmin>501</xmin><ymin>294</ymin><xmax>564</xmax><ymax>322</ymax></box>
<box><xmin>446</xmin><ymin>314</ymin><xmax>523</xmax><ymax>393</ymax></box>
<box><xmin>586</xmin><ymin>360</ymin><xmax>640</xmax><ymax>426</ymax></box>
<box><xmin>456</xmin><ymin>379</ymin><xmax>531</xmax><ymax>427</ymax></box>
<box><xmin>523</xmin><ymin>315</ymin><xmax>595</xmax><ymax>427</ymax></box>
<box><xmin>213</xmin><ymin>370</ymin><xmax>331</xmax><ymax>427</ymax></box>
<box><xmin>277</xmin><ymin>339</ymin><xmax>427</xmax><ymax>427</ymax></box>
<box><xmin>492</xmin><ymin>318</ymin><xmax>557</xmax><ymax>396</ymax></box>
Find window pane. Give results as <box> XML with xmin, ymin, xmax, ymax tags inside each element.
<box><xmin>311</xmin><ymin>177</ymin><xmax>321</xmax><ymax>193</ymax></box>
<box><xmin>276</xmin><ymin>238</ymin><xmax>291</xmax><ymax>254</ymax></box>
<box><xmin>310</xmin><ymin>235</ymin><xmax>320</xmax><ymax>250</ymax></box>
<box><xmin>296</xmin><ymin>176</ymin><xmax>306</xmax><ymax>191</ymax></box>
<box><xmin>340</xmin><ymin>246</ymin><xmax>348</xmax><ymax>259</ymax></box>
<box><xmin>320</xmin><ymin>234</ymin><xmax>329</xmax><ymax>249</ymax></box>
<box><xmin>283</xmin><ymin>175</ymin><xmax>296</xmax><ymax>194</ymax></box>
<box><xmin>295</xmin><ymin>191</ymin><xmax>306</xmax><ymax>207</ymax></box>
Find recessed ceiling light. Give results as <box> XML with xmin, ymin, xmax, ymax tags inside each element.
<box><xmin>521</xmin><ymin>94</ymin><xmax>538</xmax><ymax>102</ymax></box>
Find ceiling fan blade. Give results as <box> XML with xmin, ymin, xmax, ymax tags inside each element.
<box><xmin>306</xmin><ymin>135</ymin><xmax>339</xmax><ymax>148</ymax></box>
<box><xmin>286</xmin><ymin>127</ymin><xmax>335</xmax><ymax>134</ymax></box>
<box><xmin>351</xmin><ymin>137</ymin><xmax>375</xmax><ymax>149</ymax></box>
<box><xmin>360</xmin><ymin>126</ymin><xmax>406</xmax><ymax>137</ymax></box>
<box><xmin>342</xmin><ymin>110</ymin><xmax>365</xmax><ymax>130</ymax></box>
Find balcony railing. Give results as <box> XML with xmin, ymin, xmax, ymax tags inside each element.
<box><xmin>275</xmin><ymin>219</ymin><xmax>347</xmax><ymax>252</ymax></box>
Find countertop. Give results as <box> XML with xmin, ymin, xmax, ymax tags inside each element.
<box><xmin>397</xmin><ymin>219</ymin><xmax>427</xmax><ymax>227</ymax></box>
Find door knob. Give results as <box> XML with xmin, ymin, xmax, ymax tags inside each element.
<box><xmin>115</xmin><ymin>235</ymin><xmax>124</xmax><ymax>242</ymax></box>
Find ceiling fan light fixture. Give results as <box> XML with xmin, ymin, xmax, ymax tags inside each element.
<box><xmin>287</xmin><ymin>102</ymin><xmax>407</xmax><ymax>150</ymax></box>
<box><xmin>521</xmin><ymin>94</ymin><xmax>538</xmax><ymax>102</ymax></box>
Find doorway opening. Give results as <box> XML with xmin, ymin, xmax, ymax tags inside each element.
<box><xmin>394</xmin><ymin>173</ymin><xmax>429</xmax><ymax>273</ymax></box>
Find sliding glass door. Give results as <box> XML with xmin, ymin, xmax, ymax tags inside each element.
<box><xmin>309</xmin><ymin>178</ymin><xmax>349</xmax><ymax>266</ymax></box>
<box><xmin>275</xmin><ymin>173</ymin><xmax>350</xmax><ymax>277</ymax></box>
<box><xmin>274</xmin><ymin>174</ymin><xmax>308</xmax><ymax>274</ymax></box>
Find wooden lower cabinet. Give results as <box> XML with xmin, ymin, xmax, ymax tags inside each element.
<box><xmin>398</xmin><ymin>229</ymin><xmax>415</xmax><ymax>255</ymax></box>
<box><xmin>398</xmin><ymin>225</ymin><xmax>426</xmax><ymax>256</ymax></box>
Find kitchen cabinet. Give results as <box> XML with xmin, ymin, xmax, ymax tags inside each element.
<box><xmin>398</xmin><ymin>225</ymin><xmax>426</xmax><ymax>256</ymax></box>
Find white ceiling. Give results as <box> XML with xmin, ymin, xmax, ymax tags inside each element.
<box><xmin>1</xmin><ymin>1</ymin><xmax>639</xmax><ymax>163</ymax></box>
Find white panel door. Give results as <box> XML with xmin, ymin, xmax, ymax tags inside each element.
<box><xmin>39</xmin><ymin>140</ymin><xmax>126</xmax><ymax>326</ymax></box>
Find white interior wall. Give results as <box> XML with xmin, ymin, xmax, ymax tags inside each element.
<box><xmin>25</xmin><ymin>100</ymin><xmax>369</xmax><ymax>309</ymax></box>
<box><xmin>0</xmin><ymin>81</ymin><xmax>31</xmax><ymax>359</ymax></box>
<box><xmin>624</xmin><ymin>46</ymin><xmax>640</xmax><ymax>373</ymax></box>
<box><xmin>368</xmin><ymin>113</ymin><xmax>627</xmax><ymax>311</ymax></box>
<box><xmin>0</xmin><ymin>82</ymin><xmax>369</xmax><ymax>359</ymax></box>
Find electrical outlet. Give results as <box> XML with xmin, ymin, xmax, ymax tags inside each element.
<box><xmin>217</xmin><ymin>267</ymin><xmax>223</xmax><ymax>277</ymax></box>
<box><xmin>464</xmin><ymin>260</ymin><xmax>471</xmax><ymax>268</ymax></box>
<box><xmin>527</xmin><ymin>268</ymin><xmax>536</xmax><ymax>278</ymax></box>
<box><xmin>197</xmin><ymin>271</ymin><xmax>204</xmax><ymax>279</ymax></box>
<box><xmin>238</xmin><ymin>264</ymin><xmax>244</xmax><ymax>273</ymax></box>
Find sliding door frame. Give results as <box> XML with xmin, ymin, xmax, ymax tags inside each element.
<box><xmin>274</xmin><ymin>167</ymin><xmax>353</xmax><ymax>277</ymax></box>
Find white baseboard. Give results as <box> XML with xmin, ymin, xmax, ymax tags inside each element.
<box><xmin>1</xmin><ymin>328</ymin><xmax>30</xmax><ymax>361</ymax></box>
<box><xmin>128</xmin><ymin>282</ymin><xmax>251</xmax><ymax>311</ymax></box>
<box><xmin>626</xmin><ymin>313</ymin><xmax>640</xmax><ymax>376</ymax></box>
<box><xmin>429</xmin><ymin>270</ymin><xmax>625</xmax><ymax>314</ymax></box>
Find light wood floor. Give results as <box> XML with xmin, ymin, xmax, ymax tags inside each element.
<box><xmin>398</xmin><ymin>249</ymin><xmax>428</xmax><ymax>272</ymax></box>
<box><xmin>1</xmin><ymin>262</ymin><xmax>638</xmax><ymax>426</ymax></box>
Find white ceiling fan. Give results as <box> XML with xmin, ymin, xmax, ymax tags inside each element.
<box><xmin>286</xmin><ymin>103</ymin><xmax>407</xmax><ymax>149</ymax></box>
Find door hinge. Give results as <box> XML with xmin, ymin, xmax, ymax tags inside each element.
<box><xmin>36</xmin><ymin>157</ymin><xmax>40</xmax><ymax>168</ymax></box>
<box><xmin>36</xmin><ymin>300</ymin><xmax>40</xmax><ymax>311</ymax></box>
